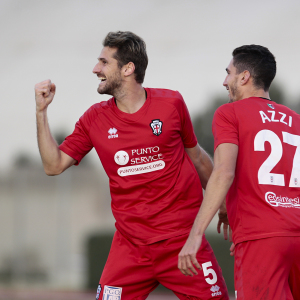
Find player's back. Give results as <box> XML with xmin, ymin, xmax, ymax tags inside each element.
<box><xmin>215</xmin><ymin>97</ymin><xmax>300</xmax><ymax>244</ymax></box>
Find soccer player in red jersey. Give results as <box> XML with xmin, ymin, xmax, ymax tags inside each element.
<box><xmin>35</xmin><ymin>31</ymin><xmax>229</xmax><ymax>300</ymax></box>
<box><xmin>178</xmin><ymin>44</ymin><xmax>300</xmax><ymax>299</ymax></box>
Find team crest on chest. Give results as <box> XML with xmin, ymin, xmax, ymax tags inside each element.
<box><xmin>150</xmin><ymin>119</ymin><xmax>163</xmax><ymax>136</ymax></box>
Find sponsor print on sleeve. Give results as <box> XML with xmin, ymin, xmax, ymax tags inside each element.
<box><xmin>114</xmin><ymin>146</ymin><xmax>165</xmax><ymax>177</ymax></box>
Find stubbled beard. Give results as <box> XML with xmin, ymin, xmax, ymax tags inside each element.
<box><xmin>97</xmin><ymin>72</ymin><xmax>122</xmax><ymax>96</ymax></box>
<box><xmin>228</xmin><ymin>79</ymin><xmax>240</xmax><ymax>102</ymax></box>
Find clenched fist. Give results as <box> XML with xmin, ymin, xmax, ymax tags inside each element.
<box><xmin>35</xmin><ymin>79</ymin><xmax>56</xmax><ymax>112</ymax></box>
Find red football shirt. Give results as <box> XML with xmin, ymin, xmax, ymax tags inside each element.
<box><xmin>59</xmin><ymin>88</ymin><xmax>201</xmax><ymax>245</ymax></box>
<box><xmin>213</xmin><ymin>97</ymin><xmax>300</xmax><ymax>244</ymax></box>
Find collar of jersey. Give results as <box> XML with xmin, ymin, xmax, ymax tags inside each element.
<box><xmin>259</xmin><ymin>97</ymin><xmax>273</xmax><ymax>101</ymax></box>
<box><xmin>111</xmin><ymin>87</ymin><xmax>152</xmax><ymax>122</ymax></box>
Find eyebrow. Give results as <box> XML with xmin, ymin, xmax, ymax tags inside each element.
<box><xmin>98</xmin><ymin>57</ymin><xmax>107</xmax><ymax>62</ymax></box>
<box><xmin>225</xmin><ymin>68</ymin><xmax>230</xmax><ymax>73</ymax></box>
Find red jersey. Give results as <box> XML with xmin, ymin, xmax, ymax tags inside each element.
<box><xmin>213</xmin><ymin>97</ymin><xmax>300</xmax><ymax>245</ymax></box>
<box><xmin>59</xmin><ymin>88</ymin><xmax>201</xmax><ymax>245</ymax></box>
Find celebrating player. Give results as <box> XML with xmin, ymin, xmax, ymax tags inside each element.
<box><xmin>35</xmin><ymin>31</ymin><xmax>229</xmax><ymax>300</ymax></box>
<box><xmin>178</xmin><ymin>44</ymin><xmax>300</xmax><ymax>299</ymax></box>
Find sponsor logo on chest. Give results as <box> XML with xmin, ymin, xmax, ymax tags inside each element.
<box><xmin>109</xmin><ymin>118</ymin><xmax>165</xmax><ymax>176</ymax></box>
<box><xmin>114</xmin><ymin>146</ymin><xmax>165</xmax><ymax>177</ymax></box>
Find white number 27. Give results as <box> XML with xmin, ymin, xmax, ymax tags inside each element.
<box><xmin>254</xmin><ymin>130</ymin><xmax>300</xmax><ymax>187</ymax></box>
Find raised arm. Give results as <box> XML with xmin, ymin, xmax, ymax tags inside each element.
<box><xmin>35</xmin><ymin>79</ymin><xmax>76</xmax><ymax>175</ymax></box>
<box><xmin>185</xmin><ymin>144</ymin><xmax>213</xmax><ymax>190</ymax></box>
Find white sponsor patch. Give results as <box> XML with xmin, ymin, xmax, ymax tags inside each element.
<box><xmin>117</xmin><ymin>160</ymin><xmax>165</xmax><ymax>177</ymax></box>
<box><xmin>265</xmin><ymin>192</ymin><xmax>300</xmax><ymax>208</ymax></box>
<box><xmin>102</xmin><ymin>285</ymin><xmax>122</xmax><ymax>300</ymax></box>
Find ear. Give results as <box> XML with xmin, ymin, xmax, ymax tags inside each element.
<box><xmin>123</xmin><ymin>62</ymin><xmax>135</xmax><ymax>77</ymax></box>
<box><xmin>240</xmin><ymin>70</ymin><xmax>251</xmax><ymax>86</ymax></box>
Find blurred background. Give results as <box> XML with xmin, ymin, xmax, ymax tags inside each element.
<box><xmin>1</xmin><ymin>0</ymin><xmax>300</xmax><ymax>299</ymax></box>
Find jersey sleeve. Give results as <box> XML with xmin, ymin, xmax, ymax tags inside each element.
<box><xmin>177</xmin><ymin>93</ymin><xmax>198</xmax><ymax>148</ymax></box>
<box><xmin>212</xmin><ymin>103</ymin><xmax>239</xmax><ymax>151</ymax></box>
<box><xmin>59</xmin><ymin>106</ymin><xmax>96</xmax><ymax>165</ymax></box>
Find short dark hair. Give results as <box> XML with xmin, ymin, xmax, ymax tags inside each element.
<box><xmin>103</xmin><ymin>31</ymin><xmax>148</xmax><ymax>84</ymax></box>
<box><xmin>232</xmin><ymin>45</ymin><xmax>276</xmax><ymax>91</ymax></box>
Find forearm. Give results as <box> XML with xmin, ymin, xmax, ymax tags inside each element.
<box><xmin>189</xmin><ymin>167</ymin><xmax>234</xmax><ymax>238</ymax></box>
<box><xmin>197</xmin><ymin>147</ymin><xmax>213</xmax><ymax>189</ymax></box>
<box><xmin>178</xmin><ymin>143</ymin><xmax>237</xmax><ymax>276</ymax></box>
<box><xmin>178</xmin><ymin>167</ymin><xmax>234</xmax><ymax>276</ymax></box>
<box><xmin>36</xmin><ymin>110</ymin><xmax>64</xmax><ymax>175</ymax></box>
<box><xmin>186</xmin><ymin>145</ymin><xmax>213</xmax><ymax>189</ymax></box>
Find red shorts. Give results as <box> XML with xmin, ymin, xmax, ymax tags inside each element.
<box><xmin>234</xmin><ymin>236</ymin><xmax>300</xmax><ymax>300</ymax></box>
<box><xmin>97</xmin><ymin>230</ymin><xmax>229</xmax><ymax>300</ymax></box>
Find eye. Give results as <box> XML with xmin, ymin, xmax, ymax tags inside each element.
<box><xmin>99</xmin><ymin>59</ymin><xmax>107</xmax><ymax>65</ymax></box>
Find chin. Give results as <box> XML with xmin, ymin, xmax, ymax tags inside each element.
<box><xmin>97</xmin><ymin>87</ymin><xmax>106</xmax><ymax>95</ymax></box>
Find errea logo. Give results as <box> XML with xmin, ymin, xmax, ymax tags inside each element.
<box><xmin>210</xmin><ymin>285</ymin><xmax>222</xmax><ymax>297</ymax></box>
<box><xmin>108</xmin><ymin>128</ymin><xmax>118</xmax><ymax>139</ymax></box>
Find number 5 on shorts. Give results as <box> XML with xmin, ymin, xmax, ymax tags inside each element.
<box><xmin>201</xmin><ymin>261</ymin><xmax>217</xmax><ymax>285</ymax></box>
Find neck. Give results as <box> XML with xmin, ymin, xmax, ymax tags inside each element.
<box><xmin>240</xmin><ymin>87</ymin><xmax>270</xmax><ymax>101</ymax></box>
<box><xmin>114</xmin><ymin>83</ymin><xmax>146</xmax><ymax>114</ymax></box>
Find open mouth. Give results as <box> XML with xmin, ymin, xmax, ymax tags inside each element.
<box><xmin>98</xmin><ymin>76</ymin><xmax>107</xmax><ymax>83</ymax></box>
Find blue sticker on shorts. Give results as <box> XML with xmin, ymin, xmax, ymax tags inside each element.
<box><xmin>96</xmin><ymin>284</ymin><xmax>101</xmax><ymax>300</ymax></box>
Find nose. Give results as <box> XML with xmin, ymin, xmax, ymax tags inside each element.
<box><xmin>93</xmin><ymin>62</ymin><xmax>101</xmax><ymax>74</ymax></box>
<box><xmin>223</xmin><ymin>76</ymin><xmax>228</xmax><ymax>87</ymax></box>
